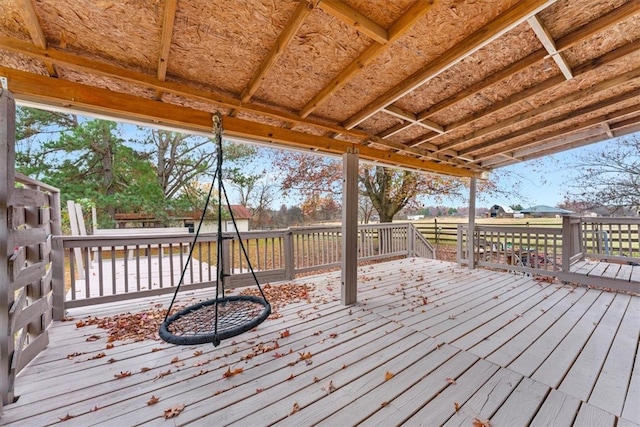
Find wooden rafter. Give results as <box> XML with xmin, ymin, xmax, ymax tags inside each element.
<box><xmin>527</xmin><ymin>15</ymin><xmax>573</xmax><ymax>80</ymax></box>
<box><xmin>155</xmin><ymin>0</ymin><xmax>178</xmax><ymax>100</ymax></box>
<box><xmin>462</xmin><ymin>90</ymin><xmax>640</xmax><ymax>159</ymax></box>
<box><xmin>240</xmin><ymin>0</ymin><xmax>314</xmax><ymax>103</ymax></box>
<box><xmin>342</xmin><ymin>0</ymin><xmax>558</xmax><ymax>129</ymax></box>
<box><xmin>2</xmin><ymin>66</ymin><xmax>476</xmax><ymax>178</ymax></box>
<box><xmin>383</xmin><ymin>1</ymin><xmax>640</xmax><ymax>146</ymax></box>
<box><xmin>429</xmin><ymin>43</ymin><xmax>640</xmax><ymax>154</ymax></box>
<box><xmin>299</xmin><ymin>0</ymin><xmax>437</xmax><ymax>118</ymax></box>
<box><xmin>0</xmin><ymin>37</ymin><xmax>370</xmax><ymax>142</ymax></box>
<box><xmin>383</xmin><ymin>106</ymin><xmax>443</xmax><ymax>133</ymax></box>
<box><xmin>317</xmin><ymin>0</ymin><xmax>388</xmax><ymax>44</ymax></box>
<box><xmin>20</xmin><ymin>0</ymin><xmax>56</xmax><ymax>77</ymax></box>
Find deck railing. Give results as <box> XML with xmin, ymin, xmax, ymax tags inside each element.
<box><xmin>52</xmin><ymin>222</ymin><xmax>434</xmax><ymax>315</ymax></box>
<box><xmin>458</xmin><ymin>215</ymin><xmax>640</xmax><ymax>278</ymax></box>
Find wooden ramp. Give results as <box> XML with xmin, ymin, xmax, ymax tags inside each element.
<box><xmin>1</xmin><ymin>259</ymin><xmax>639</xmax><ymax>426</ymax></box>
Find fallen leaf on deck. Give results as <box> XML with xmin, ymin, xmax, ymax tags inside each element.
<box><xmin>86</xmin><ymin>335</ymin><xmax>101</xmax><ymax>342</ymax></box>
<box><xmin>192</xmin><ymin>370</ymin><xmax>208</xmax><ymax>378</ymax></box>
<box><xmin>140</xmin><ymin>367</ymin><xmax>151</xmax><ymax>372</ymax></box>
<box><xmin>66</xmin><ymin>352</ymin><xmax>83</xmax><ymax>359</ymax></box>
<box><xmin>91</xmin><ymin>406</ymin><xmax>100</xmax><ymax>412</ymax></box>
<box><xmin>380</xmin><ymin>401</ymin><xmax>389</xmax><ymax>407</ymax></box>
<box><xmin>108</xmin><ymin>358</ymin><xmax>117</xmax><ymax>363</ymax></box>
<box><xmin>59</xmin><ymin>413</ymin><xmax>75</xmax><ymax>421</ymax></box>
<box><xmin>88</xmin><ymin>352</ymin><xmax>106</xmax><ymax>360</ymax></box>
<box><xmin>163</xmin><ymin>404</ymin><xmax>185</xmax><ymax>419</ymax></box>
<box><xmin>170</xmin><ymin>356</ymin><xmax>180</xmax><ymax>363</ymax></box>
<box><xmin>223</xmin><ymin>367</ymin><xmax>243</xmax><ymax>378</ymax></box>
<box><xmin>256</xmin><ymin>388</ymin><xmax>264</xmax><ymax>393</ymax></box>
<box><xmin>193</xmin><ymin>350</ymin><xmax>203</xmax><ymax>356</ymax></box>
<box><xmin>385</xmin><ymin>371</ymin><xmax>395</xmax><ymax>381</ymax></box>
<box><xmin>287</xmin><ymin>374</ymin><xmax>295</xmax><ymax>380</ymax></box>
<box><xmin>473</xmin><ymin>417</ymin><xmax>491</xmax><ymax>427</ymax></box>
<box><xmin>446</xmin><ymin>377</ymin><xmax>456</xmax><ymax>385</ymax></box>
<box><xmin>454</xmin><ymin>402</ymin><xmax>460</xmax><ymax>412</ymax></box>
<box><xmin>329</xmin><ymin>333</ymin><xmax>338</xmax><ymax>339</ymax></box>
<box><xmin>151</xmin><ymin>348</ymin><xmax>163</xmax><ymax>352</ymax></box>
<box><xmin>106</xmin><ymin>343</ymin><xmax>114</xmax><ymax>349</ymax></box>
<box><xmin>290</xmin><ymin>402</ymin><xmax>300</xmax><ymax>415</ymax></box>
<box><xmin>147</xmin><ymin>395</ymin><xmax>160</xmax><ymax>405</ymax></box>
<box><xmin>154</xmin><ymin>369</ymin><xmax>171</xmax><ymax>380</ymax></box>
<box><xmin>323</xmin><ymin>381</ymin><xmax>336</xmax><ymax>395</ymax></box>
<box><xmin>298</xmin><ymin>352</ymin><xmax>312</xmax><ymax>360</ymax></box>
<box><xmin>75</xmin><ymin>320</ymin><xmax>86</xmax><ymax>328</ymax></box>
<box><xmin>280</xmin><ymin>329</ymin><xmax>290</xmax><ymax>338</ymax></box>
<box><xmin>114</xmin><ymin>371</ymin><xmax>131</xmax><ymax>379</ymax></box>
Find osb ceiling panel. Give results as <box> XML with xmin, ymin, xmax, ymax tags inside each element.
<box><xmin>1</xmin><ymin>0</ymin><xmax>640</xmax><ymax>178</ymax></box>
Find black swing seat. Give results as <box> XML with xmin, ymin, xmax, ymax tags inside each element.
<box><xmin>159</xmin><ymin>295</ymin><xmax>271</xmax><ymax>346</ymax></box>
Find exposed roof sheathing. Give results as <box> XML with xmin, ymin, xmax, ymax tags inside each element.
<box><xmin>1</xmin><ymin>0</ymin><xmax>640</xmax><ymax>178</ymax></box>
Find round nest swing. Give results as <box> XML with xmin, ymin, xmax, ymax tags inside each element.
<box><xmin>159</xmin><ymin>113</ymin><xmax>271</xmax><ymax>347</ymax></box>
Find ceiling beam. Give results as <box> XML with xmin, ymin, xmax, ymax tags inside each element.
<box><xmin>527</xmin><ymin>15</ymin><xmax>573</xmax><ymax>80</ymax></box>
<box><xmin>0</xmin><ymin>36</ymin><xmax>375</xmax><ymax>143</ymax></box>
<box><xmin>395</xmin><ymin>1</ymin><xmax>640</xmax><ymax>146</ymax></box>
<box><xmin>240</xmin><ymin>0</ymin><xmax>314</xmax><ymax>103</ymax></box>
<box><xmin>383</xmin><ymin>106</ymin><xmax>444</xmax><ymax>133</ymax></box>
<box><xmin>20</xmin><ymin>0</ymin><xmax>57</xmax><ymax>77</ymax></box>
<box><xmin>155</xmin><ymin>0</ymin><xmax>177</xmax><ymax>100</ymax></box>
<box><xmin>1</xmin><ymin>66</ymin><xmax>476</xmax><ymax>178</ymax></box>
<box><xmin>429</xmin><ymin>40</ymin><xmax>640</xmax><ymax>152</ymax></box>
<box><xmin>342</xmin><ymin>0</ymin><xmax>558</xmax><ymax>129</ymax></box>
<box><xmin>317</xmin><ymin>0</ymin><xmax>388</xmax><ymax>44</ymax></box>
<box><xmin>299</xmin><ymin>0</ymin><xmax>437</xmax><ymax>118</ymax></box>
<box><xmin>464</xmin><ymin>92</ymin><xmax>640</xmax><ymax>159</ymax></box>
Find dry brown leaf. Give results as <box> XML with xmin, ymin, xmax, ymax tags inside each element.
<box><xmin>140</xmin><ymin>367</ymin><xmax>151</xmax><ymax>372</ymax></box>
<box><xmin>256</xmin><ymin>388</ymin><xmax>264</xmax><ymax>393</ymax></box>
<box><xmin>192</xmin><ymin>370</ymin><xmax>208</xmax><ymax>378</ymax></box>
<box><xmin>170</xmin><ymin>356</ymin><xmax>180</xmax><ymax>364</ymax></box>
<box><xmin>380</xmin><ymin>401</ymin><xmax>389</xmax><ymax>407</ymax></box>
<box><xmin>385</xmin><ymin>371</ymin><xmax>395</xmax><ymax>381</ymax></box>
<box><xmin>59</xmin><ymin>413</ymin><xmax>75</xmax><ymax>421</ymax></box>
<box><xmin>151</xmin><ymin>348</ymin><xmax>163</xmax><ymax>352</ymax></box>
<box><xmin>163</xmin><ymin>404</ymin><xmax>186</xmax><ymax>419</ymax></box>
<box><xmin>66</xmin><ymin>352</ymin><xmax>83</xmax><ymax>359</ymax></box>
<box><xmin>298</xmin><ymin>352</ymin><xmax>312</xmax><ymax>361</ymax></box>
<box><xmin>91</xmin><ymin>406</ymin><xmax>100</xmax><ymax>412</ymax></box>
<box><xmin>154</xmin><ymin>369</ymin><xmax>172</xmax><ymax>380</ymax></box>
<box><xmin>106</xmin><ymin>343</ymin><xmax>114</xmax><ymax>349</ymax></box>
<box><xmin>473</xmin><ymin>418</ymin><xmax>491</xmax><ymax>427</ymax></box>
<box><xmin>75</xmin><ymin>320</ymin><xmax>86</xmax><ymax>328</ymax></box>
<box><xmin>446</xmin><ymin>377</ymin><xmax>457</xmax><ymax>385</ymax></box>
<box><xmin>287</xmin><ymin>374</ymin><xmax>295</xmax><ymax>381</ymax></box>
<box><xmin>290</xmin><ymin>402</ymin><xmax>300</xmax><ymax>415</ymax></box>
<box><xmin>223</xmin><ymin>367</ymin><xmax>243</xmax><ymax>378</ymax></box>
<box><xmin>193</xmin><ymin>350</ymin><xmax>203</xmax><ymax>356</ymax></box>
<box><xmin>280</xmin><ymin>329</ymin><xmax>290</xmax><ymax>338</ymax></box>
<box><xmin>88</xmin><ymin>352</ymin><xmax>106</xmax><ymax>360</ymax></box>
<box><xmin>114</xmin><ymin>371</ymin><xmax>131</xmax><ymax>379</ymax></box>
<box><xmin>108</xmin><ymin>358</ymin><xmax>117</xmax><ymax>363</ymax></box>
<box><xmin>86</xmin><ymin>335</ymin><xmax>101</xmax><ymax>342</ymax></box>
<box><xmin>147</xmin><ymin>395</ymin><xmax>160</xmax><ymax>405</ymax></box>
<box><xmin>454</xmin><ymin>402</ymin><xmax>460</xmax><ymax>412</ymax></box>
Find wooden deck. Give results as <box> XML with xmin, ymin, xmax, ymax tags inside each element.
<box><xmin>1</xmin><ymin>258</ymin><xmax>639</xmax><ymax>426</ymax></box>
<box><xmin>569</xmin><ymin>259</ymin><xmax>640</xmax><ymax>291</ymax></box>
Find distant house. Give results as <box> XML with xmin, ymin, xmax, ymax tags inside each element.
<box><xmin>520</xmin><ymin>205</ymin><xmax>573</xmax><ymax>218</ymax></box>
<box><xmin>183</xmin><ymin>204</ymin><xmax>253</xmax><ymax>233</ymax></box>
<box><xmin>489</xmin><ymin>204</ymin><xmax>514</xmax><ymax>218</ymax></box>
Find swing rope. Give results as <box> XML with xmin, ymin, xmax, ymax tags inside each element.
<box><xmin>159</xmin><ymin>112</ymin><xmax>271</xmax><ymax>346</ymax></box>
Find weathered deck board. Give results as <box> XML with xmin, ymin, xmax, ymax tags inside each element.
<box><xmin>1</xmin><ymin>258</ymin><xmax>639</xmax><ymax>426</ymax></box>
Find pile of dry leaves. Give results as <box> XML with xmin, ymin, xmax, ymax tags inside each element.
<box><xmin>74</xmin><ymin>282</ymin><xmax>319</xmax><ymax>343</ymax></box>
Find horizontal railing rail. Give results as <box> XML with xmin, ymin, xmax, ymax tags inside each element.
<box><xmin>52</xmin><ymin>223</ymin><xmax>433</xmax><ymax>315</ymax></box>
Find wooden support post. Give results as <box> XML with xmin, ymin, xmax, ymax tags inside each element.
<box><xmin>341</xmin><ymin>150</ymin><xmax>359</xmax><ymax>305</ymax></box>
<box><xmin>467</xmin><ymin>177</ymin><xmax>477</xmax><ymax>269</ymax></box>
<box><xmin>0</xmin><ymin>88</ymin><xmax>16</xmax><ymax>409</ymax></box>
<box><xmin>283</xmin><ymin>230</ymin><xmax>295</xmax><ymax>280</ymax></box>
